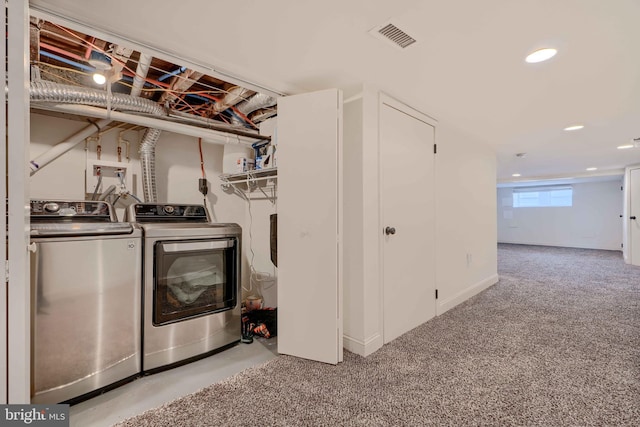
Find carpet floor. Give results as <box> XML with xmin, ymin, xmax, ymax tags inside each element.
<box><xmin>116</xmin><ymin>244</ymin><xmax>640</xmax><ymax>426</ymax></box>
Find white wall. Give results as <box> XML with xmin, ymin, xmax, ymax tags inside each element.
<box><xmin>343</xmin><ymin>85</ymin><xmax>498</xmax><ymax>356</ymax></box>
<box><xmin>29</xmin><ymin>112</ymin><xmax>275</xmax><ymax>295</ymax></box>
<box><xmin>497</xmin><ymin>180</ymin><xmax>623</xmax><ymax>251</ymax></box>
<box><xmin>239</xmin><ymin>118</ymin><xmax>278</xmax><ymax>308</ymax></box>
<box><xmin>435</xmin><ymin>119</ymin><xmax>499</xmax><ymax>314</ymax></box>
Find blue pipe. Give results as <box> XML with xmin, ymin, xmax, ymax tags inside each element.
<box><xmin>39</xmin><ymin>50</ymin><xmax>95</xmax><ymax>72</ymax></box>
<box><xmin>185</xmin><ymin>94</ymin><xmax>211</xmax><ymax>104</ymax></box>
<box><xmin>120</xmin><ymin>75</ymin><xmax>162</xmax><ymax>90</ymax></box>
<box><xmin>158</xmin><ymin>66</ymin><xmax>187</xmax><ymax>82</ymax></box>
<box><xmin>227</xmin><ymin>110</ymin><xmax>252</xmax><ymax>128</ymax></box>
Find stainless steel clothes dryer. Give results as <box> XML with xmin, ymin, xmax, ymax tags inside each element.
<box><xmin>30</xmin><ymin>200</ymin><xmax>142</xmax><ymax>404</ymax></box>
<box><xmin>126</xmin><ymin>203</ymin><xmax>241</xmax><ymax>372</ymax></box>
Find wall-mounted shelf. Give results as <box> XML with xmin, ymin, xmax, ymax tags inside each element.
<box><xmin>220</xmin><ymin>167</ymin><xmax>277</xmax><ymax>204</ymax></box>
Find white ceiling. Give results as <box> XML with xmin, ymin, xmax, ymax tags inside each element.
<box><xmin>29</xmin><ymin>0</ymin><xmax>640</xmax><ymax>182</ymax></box>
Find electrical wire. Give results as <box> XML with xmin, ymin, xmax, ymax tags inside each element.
<box><xmin>198</xmin><ymin>138</ymin><xmax>206</xmax><ymax>179</ymax></box>
<box><xmin>232</xmin><ymin>186</ymin><xmax>256</xmax><ymax>293</ymax></box>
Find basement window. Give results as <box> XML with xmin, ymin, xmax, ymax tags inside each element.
<box><xmin>512</xmin><ymin>185</ymin><xmax>573</xmax><ymax>208</ymax></box>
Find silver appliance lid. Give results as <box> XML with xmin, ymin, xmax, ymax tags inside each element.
<box><xmin>30</xmin><ymin>222</ymin><xmax>134</xmax><ymax>237</ymax></box>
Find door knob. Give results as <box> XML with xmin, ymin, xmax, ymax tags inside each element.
<box><xmin>385</xmin><ymin>226</ymin><xmax>396</xmax><ymax>235</ymax></box>
<box><xmin>631</xmin><ymin>216</ymin><xmax>637</xmax><ymax>220</ymax></box>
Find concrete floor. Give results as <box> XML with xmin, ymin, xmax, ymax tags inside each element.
<box><xmin>69</xmin><ymin>338</ymin><xmax>278</xmax><ymax>427</ymax></box>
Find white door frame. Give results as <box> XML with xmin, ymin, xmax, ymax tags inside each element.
<box><xmin>1</xmin><ymin>0</ymin><xmax>8</xmax><ymax>405</ymax></box>
<box><xmin>7</xmin><ymin>0</ymin><xmax>31</xmax><ymax>403</ymax></box>
<box><xmin>377</xmin><ymin>93</ymin><xmax>438</xmax><ymax>344</ymax></box>
<box><xmin>625</xmin><ymin>165</ymin><xmax>640</xmax><ymax>265</ymax></box>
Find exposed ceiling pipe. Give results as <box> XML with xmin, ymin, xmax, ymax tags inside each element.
<box><xmin>127</xmin><ymin>52</ymin><xmax>159</xmax><ymax>202</ymax></box>
<box><xmin>230</xmin><ymin>93</ymin><xmax>277</xmax><ymax>126</ymax></box>
<box><xmin>130</xmin><ymin>53</ymin><xmax>152</xmax><ymax>98</ymax></box>
<box><xmin>29</xmin><ymin>119</ymin><xmax>111</xmax><ymax>175</ymax></box>
<box><xmin>211</xmin><ymin>86</ymin><xmax>254</xmax><ymax>114</ymax></box>
<box><xmin>169</xmin><ymin>110</ymin><xmax>269</xmax><ymax>140</ymax></box>
<box><xmin>33</xmin><ymin>103</ymin><xmax>265</xmax><ymax>145</ymax></box>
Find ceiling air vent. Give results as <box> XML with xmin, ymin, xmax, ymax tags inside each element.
<box><xmin>371</xmin><ymin>22</ymin><xmax>417</xmax><ymax>49</ymax></box>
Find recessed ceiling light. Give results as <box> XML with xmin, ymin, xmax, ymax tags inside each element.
<box><xmin>512</xmin><ymin>173</ymin><xmax>521</xmax><ymax>177</ymax></box>
<box><xmin>617</xmin><ymin>144</ymin><xmax>634</xmax><ymax>150</ymax></box>
<box><xmin>586</xmin><ymin>167</ymin><xmax>597</xmax><ymax>171</ymax></box>
<box><xmin>564</xmin><ymin>125</ymin><xmax>584</xmax><ymax>131</ymax></box>
<box><xmin>525</xmin><ymin>48</ymin><xmax>557</xmax><ymax>63</ymax></box>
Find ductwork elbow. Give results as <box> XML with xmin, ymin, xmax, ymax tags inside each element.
<box><xmin>230</xmin><ymin>93</ymin><xmax>277</xmax><ymax>126</ymax></box>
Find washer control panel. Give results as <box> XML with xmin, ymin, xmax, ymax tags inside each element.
<box><xmin>30</xmin><ymin>200</ymin><xmax>113</xmax><ymax>221</ymax></box>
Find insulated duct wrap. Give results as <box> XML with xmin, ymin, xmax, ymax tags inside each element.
<box><xmin>213</xmin><ymin>87</ymin><xmax>253</xmax><ymax>113</ymax></box>
<box><xmin>30</xmin><ymin>80</ymin><xmax>164</xmax><ymax>115</ymax></box>
<box><xmin>230</xmin><ymin>93</ymin><xmax>277</xmax><ymax>125</ymax></box>
<box><xmin>30</xmin><ymin>80</ymin><xmax>164</xmax><ymax>202</ymax></box>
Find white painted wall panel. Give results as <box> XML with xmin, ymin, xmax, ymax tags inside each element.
<box><xmin>497</xmin><ymin>180</ymin><xmax>623</xmax><ymax>251</ymax></box>
<box><xmin>435</xmin><ymin>119</ymin><xmax>499</xmax><ymax>314</ymax></box>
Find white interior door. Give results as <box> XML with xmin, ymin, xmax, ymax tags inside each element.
<box><xmin>277</xmin><ymin>89</ymin><xmax>343</xmax><ymax>364</ymax></box>
<box><xmin>381</xmin><ymin>96</ymin><xmax>436</xmax><ymax>344</ymax></box>
<box><xmin>630</xmin><ymin>168</ymin><xmax>640</xmax><ymax>266</ymax></box>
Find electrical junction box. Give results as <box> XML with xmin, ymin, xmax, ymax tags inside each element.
<box><xmin>85</xmin><ymin>159</ymin><xmax>133</xmax><ymax>198</ymax></box>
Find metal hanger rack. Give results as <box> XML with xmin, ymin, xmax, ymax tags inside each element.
<box><xmin>219</xmin><ymin>167</ymin><xmax>277</xmax><ymax>204</ymax></box>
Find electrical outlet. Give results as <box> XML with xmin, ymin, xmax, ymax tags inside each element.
<box><xmin>466</xmin><ymin>253</ymin><xmax>473</xmax><ymax>267</ymax></box>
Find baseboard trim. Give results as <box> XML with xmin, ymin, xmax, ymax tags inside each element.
<box><xmin>437</xmin><ymin>274</ymin><xmax>499</xmax><ymax>315</ymax></box>
<box><xmin>343</xmin><ymin>333</ymin><xmax>383</xmax><ymax>357</ymax></box>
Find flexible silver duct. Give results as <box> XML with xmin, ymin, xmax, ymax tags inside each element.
<box><xmin>213</xmin><ymin>86</ymin><xmax>254</xmax><ymax>113</ymax></box>
<box><xmin>230</xmin><ymin>93</ymin><xmax>277</xmax><ymax>126</ymax></box>
<box><xmin>249</xmin><ymin>108</ymin><xmax>278</xmax><ymax>124</ymax></box>
<box><xmin>138</xmin><ymin>128</ymin><xmax>162</xmax><ymax>202</ymax></box>
<box><xmin>30</xmin><ymin>80</ymin><xmax>164</xmax><ymax>115</ymax></box>
<box><xmin>30</xmin><ymin>80</ymin><xmax>163</xmax><ymax>202</ymax></box>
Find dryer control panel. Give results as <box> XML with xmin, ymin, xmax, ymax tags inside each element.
<box><xmin>126</xmin><ymin>203</ymin><xmax>209</xmax><ymax>223</ymax></box>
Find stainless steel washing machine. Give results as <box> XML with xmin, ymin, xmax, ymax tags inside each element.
<box><xmin>126</xmin><ymin>203</ymin><xmax>241</xmax><ymax>373</ymax></box>
<box><xmin>30</xmin><ymin>200</ymin><xmax>142</xmax><ymax>404</ymax></box>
